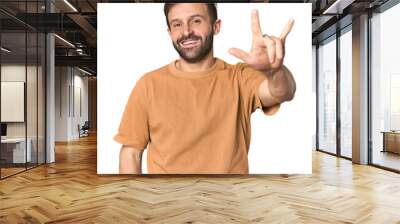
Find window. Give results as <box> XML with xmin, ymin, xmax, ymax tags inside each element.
<box><xmin>317</xmin><ymin>35</ymin><xmax>337</xmax><ymax>155</ymax></box>
<box><xmin>370</xmin><ymin>2</ymin><xmax>400</xmax><ymax>171</ymax></box>
<box><xmin>339</xmin><ymin>27</ymin><xmax>352</xmax><ymax>158</ymax></box>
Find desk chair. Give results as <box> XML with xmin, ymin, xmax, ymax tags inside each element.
<box><xmin>79</xmin><ymin>121</ymin><xmax>90</xmax><ymax>138</ymax></box>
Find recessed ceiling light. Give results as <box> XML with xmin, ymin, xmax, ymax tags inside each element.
<box><xmin>1</xmin><ymin>47</ymin><xmax>11</xmax><ymax>53</ymax></box>
<box><xmin>63</xmin><ymin>0</ymin><xmax>78</xmax><ymax>12</ymax></box>
<box><xmin>54</xmin><ymin>34</ymin><xmax>75</xmax><ymax>48</ymax></box>
<box><xmin>78</xmin><ymin>67</ymin><xmax>93</xmax><ymax>76</ymax></box>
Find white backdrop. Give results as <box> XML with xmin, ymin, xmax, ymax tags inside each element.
<box><xmin>97</xmin><ymin>3</ymin><xmax>313</xmax><ymax>174</ymax></box>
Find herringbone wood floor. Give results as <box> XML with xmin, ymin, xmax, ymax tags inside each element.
<box><xmin>1</xmin><ymin>134</ymin><xmax>400</xmax><ymax>223</ymax></box>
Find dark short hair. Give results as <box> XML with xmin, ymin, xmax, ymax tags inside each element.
<box><xmin>164</xmin><ymin>3</ymin><xmax>218</xmax><ymax>29</ymax></box>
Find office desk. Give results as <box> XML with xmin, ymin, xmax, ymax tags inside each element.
<box><xmin>1</xmin><ymin>138</ymin><xmax>31</xmax><ymax>163</ymax></box>
<box><xmin>381</xmin><ymin>131</ymin><xmax>400</xmax><ymax>154</ymax></box>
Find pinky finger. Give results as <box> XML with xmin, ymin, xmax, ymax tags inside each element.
<box><xmin>275</xmin><ymin>39</ymin><xmax>284</xmax><ymax>63</ymax></box>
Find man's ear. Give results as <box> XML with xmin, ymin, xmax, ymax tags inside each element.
<box><xmin>167</xmin><ymin>28</ymin><xmax>171</xmax><ymax>38</ymax></box>
<box><xmin>213</xmin><ymin>19</ymin><xmax>221</xmax><ymax>35</ymax></box>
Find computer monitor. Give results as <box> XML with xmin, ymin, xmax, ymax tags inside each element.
<box><xmin>1</xmin><ymin>123</ymin><xmax>7</xmax><ymax>137</ymax></box>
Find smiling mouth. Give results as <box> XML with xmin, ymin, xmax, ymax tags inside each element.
<box><xmin>180</xmin><ymin>39</ymin><xmax>200</xmax><ymax>48</ymax></box>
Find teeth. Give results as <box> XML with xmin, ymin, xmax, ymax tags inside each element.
<box><xmin>181</xmin><ymin>39</ymin><xmax>198</xmax><ymax>45</ymax></box>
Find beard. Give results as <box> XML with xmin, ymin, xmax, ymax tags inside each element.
<box><xmin>172</xmin><ymin>30</ymin><xmax>214</xmax><ymax>64</ymax></box>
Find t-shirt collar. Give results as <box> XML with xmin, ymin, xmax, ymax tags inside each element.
<box><xmin>168</xmin><ymin>57</ymin><xmax>224</xmax><ymax>79</ymax></box>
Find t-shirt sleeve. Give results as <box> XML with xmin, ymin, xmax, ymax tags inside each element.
<box><xmin>113</xmin><ymin>78</ymin><xmax>150</xmax><ymax>150</ymax></box>
<box><xmin>236</xmin><ymin>62</ymin><xmax>280</xmax><ymax>116</ymax></box>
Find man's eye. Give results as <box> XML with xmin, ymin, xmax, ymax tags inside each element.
<box><xmin>172</xmin><ymin>23</ymin><xmax>181</xmax><ymax>27</ymax></box>
<box><xmin>193</xmin><ymin>19</ymin><xmax>201</xmax><ymax>24</ymax></box>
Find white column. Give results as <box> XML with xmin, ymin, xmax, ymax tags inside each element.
<box><xmin>352</xmin><ymin>14</ymin><xmax>369</xmax><ymax>164</ymax></box>
<box><xmin>46</xmin><ymin>1</ymin><xmax>55</xmax><ymax>163</ymax></box>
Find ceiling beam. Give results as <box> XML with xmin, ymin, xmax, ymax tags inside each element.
<box><xmin>55</xmin><ymin>55</ymin><xmax>96</xmax><ymax>69</ymax></box>
<box><xmin>323</xmin><ymin>0</ymin><xmax>356</xmax><ymax>14</ymax></box>
<box><xmin>67</xmin><ymin>13</ymin><xmax>97</xmax><ymax>39</ymax></box>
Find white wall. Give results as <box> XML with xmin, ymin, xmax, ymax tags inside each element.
<box><xmin>55</xmin><ymin>66</ymin><xmax>69</xmax><ymax>141</ymax></box>
<box><xmin>73</xmin><ymin>72</ymin><xmax>89</xmax><ymax>136</ymax></box>
<box><xmin>55</xmin><ymin>67</ymin><xmax>89</xmax><ymax>141</ymax></box>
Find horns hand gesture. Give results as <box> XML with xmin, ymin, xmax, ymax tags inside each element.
<box><xmin>229</xmin><ymin>9</ymin><xmax>294</xmax><ymax>72</ymax></box>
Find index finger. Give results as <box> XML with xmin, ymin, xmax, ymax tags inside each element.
<box><xmin>279</xmin><ymin>19</ymin><xmax>294</xmax><ymax>41</ymax></box>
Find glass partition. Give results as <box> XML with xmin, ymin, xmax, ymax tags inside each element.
<box><xmin>0</xmin><ymin>1</ymin><xmax>46</xmax><ymax>179</ymax></box>
<box><xmin>38</xmin><ymin>32</ymin><xmax>45</xmax><ymax>165</ymax></box>
<box><xmin>27</xmin><ymin>30</ymin><xmax>38</xmax><ymax>170</ymax></box>
<box><xmin>317</xmin><ymin>35</ymin><xmax>337</xmax><ymax>155</ymax></box>
<box><xmin>0</xmin><ymin>31</ymin><xmax>28</xmax><ymax>177</ymax></box>
<box><xmin>339</xmin><ymin>27</ymin><xmax>352</xmax><ymax>158</ymax></box>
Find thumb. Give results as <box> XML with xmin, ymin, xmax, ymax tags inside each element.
<box><xmin>229</xmin><ymin>48</ymin><xmax>249</xmax><ymax>62</ymax></box>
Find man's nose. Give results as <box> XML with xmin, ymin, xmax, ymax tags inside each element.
<box><xmin>182</xmin><ymin>23</ymin><xmax>193</xmax><ymax>37</ymax></box>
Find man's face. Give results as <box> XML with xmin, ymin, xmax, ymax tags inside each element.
<box><xmin>167</xmin><ymin>3</ymin><xmax>220</xmax><ymax>63</ymax></box>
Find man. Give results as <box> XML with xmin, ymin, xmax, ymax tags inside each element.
<box><xmin>114</xmin><ymin>3</ymin><xmax>296</xmax><ymax>174</ymax></box>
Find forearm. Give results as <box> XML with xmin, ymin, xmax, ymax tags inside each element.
<box><xmin>265</xmin><ymin>65</ymin><xmax>296</xmax><ymax>102</ymax></box>
<box><xmin>119</xmin><ymin>146</ymin><xmax>143</xmax><ymax>174</ymax></box>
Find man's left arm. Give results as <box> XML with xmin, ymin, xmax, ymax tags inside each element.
<box><xmin>229</xmin><ymin>9</ymin><xmax>296</xmax><ymax>108</ymax></box>
<box><xmin>258</xmin><ymin>65</ymin><xmax>296</xmax><ymax>108</ymax></box>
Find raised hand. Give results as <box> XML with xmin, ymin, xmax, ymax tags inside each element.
<box><xmin>229</xmin><ymin>9</ymin><xmax>294</xmax><ymax>72</ymax></box>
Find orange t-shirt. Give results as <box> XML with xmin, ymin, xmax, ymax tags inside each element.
<box><xmin>114</xmin><ymin>58</ymin><xmax>280</xmax><ymax>174</ymax></box>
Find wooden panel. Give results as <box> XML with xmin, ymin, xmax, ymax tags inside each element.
<box><xmin>88</xmin><ymin>77</ymin><xmax>97</xmax><ymax>132</ymax></box>
<box><xmin>384</xmin><ymin>132</ymin><xmax>400</xmax><ymax>154</ymax></box>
